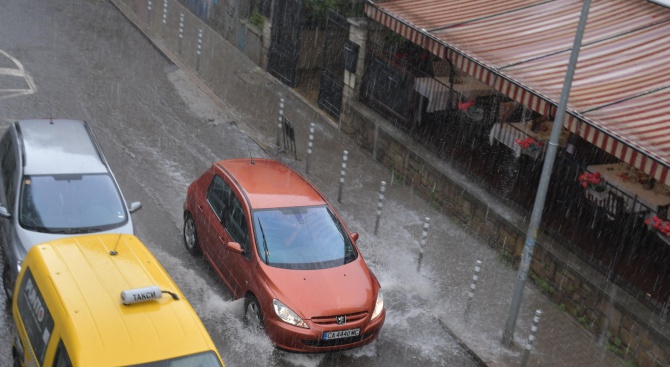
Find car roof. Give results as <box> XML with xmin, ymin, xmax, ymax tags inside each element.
<box><xmin>23</xmin><ymin>234</ymin><xmax>219</xmax><ymax>366</ymax></box>
<box><xmin>17</xmin><ymin>119</ymin><xmax>108</xmax><ymax>175</ymax></box>
<box><xmin>216</xmin><ymin>158</ymin><xmax>327</xmax><ymax>210</ymax></box>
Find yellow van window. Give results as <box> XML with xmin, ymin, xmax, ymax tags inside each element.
<box><xmin>126</xmin><ymin>351</ymin><xmax>223</xmax><ymax>367</ymax></box>
<box><xmin>53</xmin><ymin>340</ymin><xmax>72</xmax><ymax>367</ymax></box>
<box><xmin>16</xmin><ymin>268</ymin><xmax>55</xmax><ymax>365</ymax></box>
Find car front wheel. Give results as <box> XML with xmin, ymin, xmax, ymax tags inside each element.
<box><xmin>244</xmin><ymin>294</ymin><xmax>264</xmax><ymax>330</ymax></box>
<box><xmin>183</xmin><ymin>212</ymin><xmax>202</xmax><ymax>256</ymax></box>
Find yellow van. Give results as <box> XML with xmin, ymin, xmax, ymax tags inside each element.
<box><xmin>11</xmin><ymin>234</ymin><xmax>225</xmax><ymax>367</ymax></box>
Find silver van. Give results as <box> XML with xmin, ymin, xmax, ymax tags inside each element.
<box><xmin>0</xmin><ymin>119</ymin><xmax>141</xmax><ymax>300</ymax></box>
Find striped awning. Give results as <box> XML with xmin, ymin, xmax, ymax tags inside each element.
<box><xmin>365</xmin><ymin>0</ymin><xmax>670</xmax><ymax>185</ymax></box>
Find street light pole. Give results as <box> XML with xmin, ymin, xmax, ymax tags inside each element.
<box><xmin>502</xmin><ymin>0</ymin><xmax>591</xmax><ymax>347</ymax></box>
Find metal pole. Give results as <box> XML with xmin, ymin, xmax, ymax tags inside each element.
<box><xmin>161</xmin><ymin>0</ymin><xmax>168</xmax><ymax>37</ymax></box>
<box><xmin>276</xmin><ymin>98</ymin><xmax>284</xmax><ymax>148</ymax></box>
<box><xmin>464</xmin><ymin>260</ymin><xmax>482</xmax><ymax>322</ymax></box>
<box><xmin>520</xmin><ymin>310</ymin><xmax>542</xmax><ymax>367</ymax></box>
<box><xmin>502</xmin><ymin>0</ymin><xmax>591</xmax><ymax>346</ymax></box>
<box><xmin>416</xmin><ymin>217</ymin><xmax>430</xmax><ymax>272</ymax></box>
<box><xmin>196</xmin><ymin>29</ymin><xmax>203</xmax><ymax>72</ymax></box>
<box><xmin>178</xmin><ymin>13</ymin><xmax>184</xmax><ymax>54</ymax></box>
<box><xmin>306</xmin><ymin>123</ymin><xmax>315</xmax><ymax>174</ymax></box>
<box><xmin>337</xmin><ymin>151</ymin><xmax>348</xmax><ymax>204</ymax></box>
<box><xmin>374</xmin><ymin>181</ymin><xmax>387</xmax><ymax>235</ymax></box>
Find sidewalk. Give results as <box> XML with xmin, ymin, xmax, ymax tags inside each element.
<box><xmin>110</xmin><ymin>1</ymin><xmax>627</xmax><ymax>366</ymax></box>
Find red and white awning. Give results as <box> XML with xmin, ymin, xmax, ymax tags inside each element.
<box><xmin>365</xmin><ymin>0</ymin><xmax>670</xmax><ymax>185</ymax></box>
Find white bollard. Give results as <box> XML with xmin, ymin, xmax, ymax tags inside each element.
<box><xmin>416</xmin><ymin>217</ymin><xmax>430</xmax><ymax>272</ymax></box>
<box><xmin>374</xmin><ymin>181</ymin><xmax>387</xmax><ymax>235</ymax></box>
<box><xmin>276</xmin><ymin>98</ymin><xmax>284</xmax><ymax>148</ymax></box>
<box><xmin>196</xmin><ymin>29</ymin><xmax>203</xmax><ymax>71</ymax></box>
<box><xmin>306</xmin><ymin>123</ymin><xmax>315</xmax><ymax>174</ymax></box>
<box><xmin>337</xmin><ymin>151</ymin><xmax>348</xmax><ymax>204</ymax></box>
<box><xmin>464</xmin><ymin>260</ymin><xmax>482</xmax><ymax>322</ymax></box>
<box><xmin>178</xmin><ymin>13</ymin><xmax>184</xmax><ymax>53</ymax></box>
<box><xmin>161</xmin><ymin>0</ymin><xmax>168</xmax><ymax>36</ymax></box>
<box><xmin>520</xmin><ymin>309</ymin><xmax>542</xmax><ymax>367</ymax></box>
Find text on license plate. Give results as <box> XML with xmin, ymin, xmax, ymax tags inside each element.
<box><xmin>323</xmin><ymin>328</ymin><xmax>360</xmax><ymax>340</ymax></box>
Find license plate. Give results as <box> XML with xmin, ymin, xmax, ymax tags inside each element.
<box><xmin>323</xmin><ymin>328</ymin><xmax>360</xmax><ymax>340</ymax></box>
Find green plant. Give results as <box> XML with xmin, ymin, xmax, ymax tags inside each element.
<box><xmin>606</xmin><ymin>337</ymin><xmax>624</xmax><ymax>356</ymax></box>
<box><xmin>304</xmin><ymin>0</ymin><xmax>365</xmax><ymax>25</ymax></box>
<box><xmin>623</xmin><ymin>360</ymin><xmax>637</xmax><ymax>367</ymax></box>
<box><xmin>529</xmin><ymin>271</ymin><xmax>555</xmax><ymax>295</ymax></box>
<box><xmin>577</xmin><ymin>316</ymin><xmax>587</xmax><ymax>327</ymax></box>
<box><xmin>392</xmin><ymin>169</ymin><xmax>406</xmax><ymax>185</ymax></box>
<box><xmin>558</xmin><ymin>303</ymin><xmax>566</xmax><ymax>312</ymax></box>
<box><xmin>499</xmin><ymin>249</ymin><xmax>513</xmax><ymax>265</ymax></box>
<box><xmin>249</xmin><ymin>11</ymin><xmax>264</xmax><ymax>28</ymax></box>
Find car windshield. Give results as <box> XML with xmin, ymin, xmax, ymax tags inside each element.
<box><xmin>252</xmin><ymin>206</ymin><xmax>358</xmax><ymax>270</ymax></box>
<box><xmin>18</xmin><ymin>174</ymin><xmax>127</xmax><ymax>233</ymax></box>
<box><xmin>127</xmin><ymin>351</ymin><xmax>223</xmax><ymax>367</ymax></box>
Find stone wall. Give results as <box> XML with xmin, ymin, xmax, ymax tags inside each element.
<box><xmin>340</xmin><ymin>100</ymin><xmax>670</xmax><ymax>367</ymax></box>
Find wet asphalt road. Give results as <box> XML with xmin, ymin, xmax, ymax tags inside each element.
<box><xmin>0</xmin><ymin>0</ymin><xmax>483</xmax><ymax>366</ymax></box>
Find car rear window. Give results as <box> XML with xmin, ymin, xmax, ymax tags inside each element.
<box><xmin>19</xmin><ymin>174</ymin><xmax>127</xmax><ymax>233</ymax></box>
<box><xmin>252</xmin><ymin>206</ymin><xmax>358</xmax><ymax>270</ymax></box>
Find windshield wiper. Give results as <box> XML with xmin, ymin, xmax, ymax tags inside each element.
<box><xmin>257</xmin><ymin>217</ymin><xmax>270</xmax><ymax>265</ymax></box>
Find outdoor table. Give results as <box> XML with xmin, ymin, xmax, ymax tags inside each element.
<box><xmin>413</xmin><ymin>77</ymin><xmax>495</xmax><ymax>113</ymax></box>
<box><xmin>488</xmin><ymin>120</ymin><xmax>569</xmax><ymax>160</ymax></box>
<box><xmin>586</xmin><ymin>163</ymin><xmax>670</xmax><ymax>214</ymax></box>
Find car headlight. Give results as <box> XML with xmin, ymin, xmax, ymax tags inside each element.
<box><xmin>273</xmin><ymin>299</ymin><xmax>309</xmax><ymax>328</ymax></box>
<box><xmin>371</xmin><ymin>289</ymin><xmax>384</xmax><ymax>320</ymax></box>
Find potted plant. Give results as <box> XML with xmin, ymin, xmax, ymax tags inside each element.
<box><xmin>644</xmin><ymin>215</ymin><xmax>670</xmax><ymax>245</ymax></box>
<box><xmin>579</xmin><ymin>171</ymin><xmax>608</xmax><ymax>201</ymax></box>
<box><xmin>514</xmin><ymin>137</ymin><xmax>542</xmax><ymax>152</ymax></box>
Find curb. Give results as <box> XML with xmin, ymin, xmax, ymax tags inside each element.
<box><xmin>436</xmin><ymin>317</ymin><xmax>490</xmax><ymax>367</ymax></box>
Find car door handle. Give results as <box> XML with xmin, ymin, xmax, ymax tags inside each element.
<box><xmin>218</xmin><ymin>236</ymin><xmax>226</xmax><ymax>243</ymax></box>
<box><xmin>197</xmin><ymin>204</ymin><xmax>204</xmax><ymax>212</ymax></box>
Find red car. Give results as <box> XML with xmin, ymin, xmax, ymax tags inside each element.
<box><xmin>183</xmin><ymin>158</ymin><xmax>385</xmax><ymax>352</ymax></box>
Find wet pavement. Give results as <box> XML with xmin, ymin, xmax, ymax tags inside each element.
<box><xmin>107</xmin><ymin>1</ymin><xmax>633</xmax><ymax>366</ymax></box>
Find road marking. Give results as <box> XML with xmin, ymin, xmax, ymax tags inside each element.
<box><xmin>0</xmin><ymin>49</ymin><xmax>37</xmax><ymax>100</ymax></box>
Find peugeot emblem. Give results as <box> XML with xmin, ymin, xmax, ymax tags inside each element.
<box><xmin>336</xmin><ymin>315</ymin><xmax>346</xmax><ymax>325</ymax></box>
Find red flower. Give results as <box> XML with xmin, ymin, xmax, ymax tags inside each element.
<box><xmin>514</xmin><ymin>137</ymin><xmax>541</xmax><ymax>150</ymax></box>
<box><xmin>645</xmin><ymin>215</ymin><xmax>670</xmax><ymax>236</ymax></box>
<box><xmin>579</xmin><ymin>171</ymin><xmax>606</xmax><ymax>192</ymax></box>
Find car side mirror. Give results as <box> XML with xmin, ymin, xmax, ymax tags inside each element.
<box><xmin>227</xmin><ymin>241</ymin><xmax>244</xmax><ymax>254</ymax></box>
<box><xmin>351</xmin><ymin>232</ymin><xmax>359</xmax><ymax>242</ymax></box>
<box><xmin>0</xmin><ymin>205</ymin><xmax>10</xmax><ymax>219</ymax></box>
<box><xmin>128</xmin><ymin>201</ymin><xmax>142</xmax><ymax>213</ymax></box>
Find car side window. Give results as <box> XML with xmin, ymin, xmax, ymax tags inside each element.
<box><xmin>52</xmin><ymin>340</ymin><xmax>72</xmax><ymax>367</ymax></box>
<box><xmin>226</xmin><ymin>196</ymin><xmax>251</xmax><ymax>259</ymax></box>
<box><xmin>0</xmin><ymin>131</ymin><xmax>17</xmax><ymax>211</ymax></box>
<box><xmin>16</xmin><ymin>268</ymin><xmax>55</xmax><ymax>366</ymax></box>
<box><xmin>206</xmin><ymin>175</ymin><xmax>231</xmax><ymax>220</ymax></box>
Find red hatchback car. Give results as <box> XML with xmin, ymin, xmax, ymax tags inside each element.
<box><xmin>183</xmin><ymin>158</ymin><xmax>385</xmax><ymax>352</ymax></box>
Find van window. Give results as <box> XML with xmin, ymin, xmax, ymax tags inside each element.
<box><xmin>127</xmin><ymin>351</ymin><xmax>223</xmax><ymax>367</ymax></box>
<box><xmin>53</xmin><ymin>340</ymin><xmax>72</xmax><ymax>367</ymax></box>
<box><xmin>16</xmin><ymin>268</ymin><xmax>55</xmax><ymax>365</ymax></box>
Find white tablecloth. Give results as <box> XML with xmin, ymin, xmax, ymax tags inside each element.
<box><xmin>488</xmin><ymin>121</ymin><xmax>570</xmax><ymax>160</ymax></box>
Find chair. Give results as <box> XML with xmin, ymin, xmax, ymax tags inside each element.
<box><xmin>603</xmin><ymin>191</ymin><xmax>625</xmax><ymax>221</ymax></box>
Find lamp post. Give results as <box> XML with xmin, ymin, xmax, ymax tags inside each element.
<box><xmin>502</xmin><ymin>0</ymin><xmax>591</xmax><ymax>347</ymax></box>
